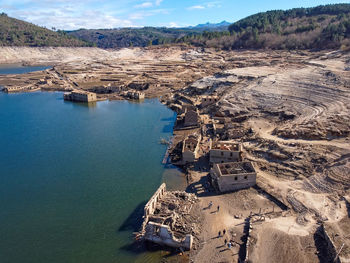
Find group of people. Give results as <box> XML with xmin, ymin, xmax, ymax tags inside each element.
<box><xmin>208</xmin><ymin>201</ymin><xmax>233</xmax><ymax>250</ymax></box>
<box><xmin>218</xmin><ymin>229</ymin><xmax>235</xmax><ymax>250</ymax></box>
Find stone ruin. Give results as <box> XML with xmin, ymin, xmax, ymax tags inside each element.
<box><xmin>137</xmin><ymin>183</ymin><xmax>199</xmax><ymax>250</ymax></box>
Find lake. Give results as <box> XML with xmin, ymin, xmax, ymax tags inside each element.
<box><xmin>0</xmin><ymin>65</ymin><xmax>52</xmax><ymax>75</ymax></box>
<box><xmin>0</xmin><ymin>90</ymin><xmax>185</xmax><ymax>263</ymax></box>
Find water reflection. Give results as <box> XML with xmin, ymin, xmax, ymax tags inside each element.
<box><xmin>63</xmin><ymin>100</ymin><xmax>98</xmax><ymax>108</ymax></box>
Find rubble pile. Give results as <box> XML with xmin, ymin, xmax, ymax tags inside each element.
<box><xmin>150</xmin><ymin>191</ymin><xmax>199</xmax><ymax>239</ymax></box>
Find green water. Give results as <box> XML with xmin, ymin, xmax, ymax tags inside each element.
<box><xmin>0</xmin><ymin>91</ymin><xmax>184</xmax><ymax>263</ymax></box>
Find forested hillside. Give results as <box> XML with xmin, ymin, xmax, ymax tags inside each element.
<box><xmin>0</xmin><ymin>13</ymin><xmax>91</xmax><ymax>47</ymax></box>
<box><xmin>67</xmin><ymin>27</ymin><xmax>196</xmax><ymax>48</ymax></box>
<box><xmin>178</xmin><ymin>4</ymin><xmax>350</xmax><ymax>50</ymax></box>
<box><xmin>67</xmin><ymin>22</ymin><xmax>229</xmax><ymax>49</ymax></box>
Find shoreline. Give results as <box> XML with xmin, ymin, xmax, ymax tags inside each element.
<box><xmin>1</xmin><ymin>47</ymin><xmax>350</xmax><ymax>262</ymax></box>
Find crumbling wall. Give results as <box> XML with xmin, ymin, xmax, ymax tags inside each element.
<box><xmin>217</xmin><ymin>172</ymin><xmax>256</xmax><ymax>192</ymax></box>
<box><xmin>238</xmin><ymin>217</ymin><xmax>252</xmax><ymax>262</ymax></box>
<box><xmin>245</xmin><ymin>218</ymin><xmax>253</xmax><ymax>262</ymax></box>
<box><xmin>144</xmin><ymin>222</ymin><xmax>193</xmax><ymax>250</ymax></box>
<box><xmin>201</xmin><ymin>95</ymin><xmax>219</xmax><ymax>107</ymax></box>
<box><xmin>182</xmin><ymin>134</ymin><xmax>201</xmax><ymax>164</ymax></box>
<box><xmin>127</xmin><ymin>82</ymin><xmax>149</xmax><ymax>90</ymax></box>
<box><xmin>316</xmin><ymin>224</ymin><xmax>341</xmax><ymax>263</ymax></box>
<box><xmin>184</xmin><ymin>110</ymin><xmax>200</xmax><ymax>127</ymax></box>
<box><xmin>144</xmin><ymin>183</ymin><xmax>166</xmax><ymax>217</ymax></box>
<box><xmin>138</xmin><ymin>184</ymin><xmax>197</xmax><ymax>251</ymax></box>
<box><xmin>209</xmin><ymin>148</ymin><xmax>242</xmax><ymax>163</ymax></box>
<box><xmin>210</xmin><ymin>164</ymin><xmax>256</xmax><ymax>193</ymax></box>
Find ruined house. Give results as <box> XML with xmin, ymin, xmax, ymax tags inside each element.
<box><xmin>126</xmin><ymin>91</ymin><xmax>145</xmax><ymax>100</ymax></box>
<box><xmin>37</xmin><ymin>78</ymin><xmax>47</xmax><ymax>85</ymax></box>
<box><xmin>184</xmin><ymin>110</ymin><xmax>200</xmax><ymax>127</ymax></box>
<box><xmin>213</xmin><ymin>122</ymin><xmax>225</xmax><ymax>137</ymax></box>
<box><xmin>182</xmin><ymin>134</ymin><xmax>201</xmax><ymax>163</ymax></box>
<box><xmin>92</xmin><ymin>84</ymin><xmax>120</xmax><ymax>94</ymax></box>
<box><xmin>209</xmin><ymin>141</ymin><xmax>243</xmax><ymax>164</ymax></box>
<box><xmin>213</xmin><ymin>121</ymin><xmax>246</xmax><ymax>140</ymax></box>
<box><xmin>210</xmin><ymin>162</ymin><xmax>257</xmax><ymax>193</ymax></box>
<box><xmin>3</xmin><ymin>86</ymin><xmax>25</xmax><ymax>93</ymax></box>
<box><xmin>213</xmin><ymin>116</ymin><xmax>231</xmax><ymax>124</ymax></box>
<box><xmin>180</xmin><ymin>103</ymin><xmax>196</xmax><ymax>114</ymax></box>
<box><xmin>127</xmin><ymin>81</ymin><xmax>149</xmax><ymax>90</ymax></box>
<box><xmin>63</xmin><ymin>90</ymin><xmax>97</xmax><ymax>102</ymax></box>
<box><xmin>139</xmin><ymin>183</ymin><xmax>196</xmax><ymax>250</ymax></box>
<box><xmin>3</xmin><ymin>85</ymin><xmax>39</xmax><ymax>93</ymax></box>
<box><xmin>144</xmin><ymin>222</ymin><xmax>193</xmax><ymax>250</ymax></box>
<box><xmin>201</xmin><ymin>95</ymin><xmax>219</xmax><ymax>107</ymax></box>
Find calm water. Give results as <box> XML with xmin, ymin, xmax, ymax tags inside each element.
<box><xmin>0</xmin><ymin>91</ymin><xmax>185</xmax><ymax>263</ymax></box>
<box><xmin>0</xmin><ymin>65</ymin><xmax>51</xmax><ymax>75</ymax></box>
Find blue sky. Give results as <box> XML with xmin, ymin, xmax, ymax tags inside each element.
<box><xmin>0</xmin><ymin>0</ymin><xmax>349</xmax><ymax>30</ymax></box>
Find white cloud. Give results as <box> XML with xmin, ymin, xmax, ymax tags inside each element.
<box><xmin>187</xmin><ymin>1</ymin><xmax>221</xmax><ymax>10</ymax></box>
<box><xmin>129</xmin><ymin>8</ymin><xmax>168</xmax><ymax>20</ymax></box>
<box><xmin>155</xmin><ymin>0</ymin><xmax>163</xmax><ymax>6</ymax></box>
<box><xmin>129</xmin><ymin>12</ymin><xmax>145</xmax><ymax>20</ymax></box>
<box><xmin>2</xmin><ymin>0</ymin><xmax>169</xmax><ymax>29</ymax></box>
<box><xmin>168</xmin><ymin>22</ymin><xmax>178</xmax><ymax>28</ymax></box>
<box><xmin>187</xmin><ymin>5</ymin><xmax>205</xmax><ymax>10</ymax></box>
<box><xmin>134</xmin><ymin>2</ymin><xmax>153</xmax><ymax>9</ymax></box>
<box><xmin>134</xmin><ymin>0</ymin><xmax>163</xmax><ymax>9</ymax></box>
<box><xmin>12</xmin><ymin>9</ymin><xmax>134</xmax><ymax>29</ymax></box>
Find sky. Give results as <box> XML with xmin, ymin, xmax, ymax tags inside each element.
<box><xmin>0</xmin><ymin>0</ymin><xmax>349</xmax><ymax>30</ymax></box>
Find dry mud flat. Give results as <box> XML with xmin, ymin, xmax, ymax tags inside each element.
<box><xmin>1</xmin><ymin>46</ymin><xmax>350</xmax><ymax>262</ymax></box>
<box><xmin>0</xmin><ymin>46</ymin><xmax>227</xmax><ymax>97</ymax></box>
<box><xmin>187</xmin><ymin>50</ymin><xmax>350</xmax><ymax>262</ymax></box>
<box><xmin>188</xmin><ymin>50</ymin><xmax>350</xmax><ymax>263</ymax></box>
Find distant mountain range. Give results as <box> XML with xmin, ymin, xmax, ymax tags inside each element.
<box><xmin>189</xmin><ymin>21</ymin><xmax>231</xmax><ymax>30</ymax></box>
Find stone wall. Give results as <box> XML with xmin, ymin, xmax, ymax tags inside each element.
<box><xmin>209</xmin><ymin>148</ymin><xmax>242</xmax><ymax>163</ymax></box>
<box><xmin>64</xmin><ymin>90</ymin><xmax>97</xmax><ymax>102</ymax></box>
<box><xmin>216</xmin><ymin>172</ymin><xmax>256</xmax><ymax>192</ymax></box>
<box><xmin>144</xmin><ymin>222</ymin><xmax>193</xmax><ymax>250</ymax></box>
<box><xmin>144</xmin><ymin>183</ymin><xmax>166</xmax><ymax>217</ymax></box>
<box><xmin>201</xmin><ymin>95</ymin><xmax>218</xmax><ymax>107</ymax></box>
<box><xmin>139</xmin><ymin>183</ymin><xmax>194</xmax><ymax>251</ymax></box>
<box><xmin>318</xmin><ymin>224</ymin><xmax>342</xmax><ymax>263</ymax></box>
<box><xmin>210</xmin><ymin>163</ymin><xmax>256</xmax><ymax>193</ymax></box>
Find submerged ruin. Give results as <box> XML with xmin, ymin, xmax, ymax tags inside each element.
<box><xmin>64</xmin><ymin>90</ymin><xmax>97</xmax><ymax>102</ymax></box>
